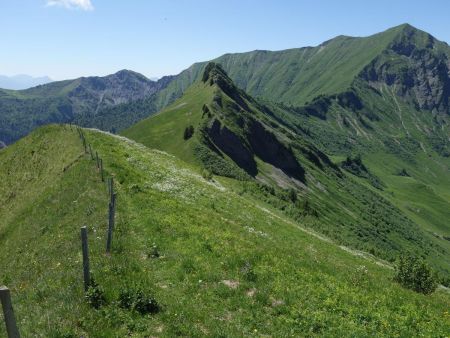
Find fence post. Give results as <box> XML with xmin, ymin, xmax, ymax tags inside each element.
<box><xmin>109</xmin><ymin>178</ymin><xmax>114</xmax><ymax>204</ymax></box>
<box><xmin>95</xmin><ymin>151</ymin><xmax>99</xmax><ymax>169</ymax></box>
<box><xmin>81</xmin><ymin>226</ymin><xmax>90</xmax><ymax>292</ymax></box>
<box><xmin>83</xmin><ymin>139</ymin><xmax>87</xmax><ymax>154</ymax></box>
<box><xmin>106</xmin><ymin>193</ymin><xmax>116</xmax><ymax>254</ymax></box>
<box><xmin>0</xmin><ymin>286</ymin><xmax>20</xmax><ymax>338</ymax></box>
<box><xmin>99</xmin><ymin>159</ymin><xmax>104</xmax><ymax>182</ymax></box>
<box><xmin>88</xmin><ymin>144</ymin><xmax>94</xmax><ymax>160</ymax></box>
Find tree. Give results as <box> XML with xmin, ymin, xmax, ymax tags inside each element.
<box><xmin>183</xmin><ymin>125</ymin><xmax>194</xmax><ymax>140</ymax></box>
<box><xmin>394</xmin><ymin>255</ymin><xmax>438</xmax><ymax>294</ymax></box>
<box><xmin>288</xmin><ymin>188</ymin><xmax>297</xmax><ymax>203</ymax></box>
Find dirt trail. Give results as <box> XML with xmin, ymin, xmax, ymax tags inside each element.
<box><xmin>254</xmin><ymin>204</ymin><xmax>393</xmax><ymax>269</ymax></box>
<box><xmin>389</xmin><ymin>85</ymin><xmax>410</xmax><ymax>137</ymax></box>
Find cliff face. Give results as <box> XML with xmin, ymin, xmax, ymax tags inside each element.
<box><xmin>360</xmin><ymin>25</ymin><xmax>450</xmax><ymax>114</ymax></box>
<box><xmin>202</xmin><ymin>63</ymin><xmax>306</xmax><ymax>181</ymax></box>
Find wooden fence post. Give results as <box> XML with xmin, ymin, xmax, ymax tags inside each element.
<box><xmin>88</xmin><ymin>144</ymin><xmax>94</xmax><ymax>160</ymax></box>
<box><xmin>106</xmin><ymin>193</ymin><xmax>116</xmax><ymax>254</ymax></box>
<box><xmin>109</xmin><ymin>177</ymin><xmax>114</xmax><ymax>204</ymax></box>
<box><xmin>96</xmin><ymin>151</ymin><xmax>99</xmax><ymax>169</ymax></box>
<box><xmin>0</xmin><ymin>286</ymin><xmax>20</xmax><ymax>338</ymax></box>
<box><xmin>81</xmin><ymin>226</ymin><xmax>90</xmax><ymax>292</ymax></box>
<box><xmin>99</xmin><ymin>159</ymin><xmax>104</xmax><ymax>182</ymax></box>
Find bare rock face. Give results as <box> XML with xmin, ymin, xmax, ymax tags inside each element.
<box><xmin>68</xmin><ymin>70</ymin><xmax>173</xmax><ymax>118</ymax></box>
<box><xmin>360</xmin><ymin>26</ymin><xmax>450</xmax><ymax>114</ymax></box>
<box><xmin>207</xmin><ymin>119</ymin><xmax>257</xmax><ymax>176</ymax></box>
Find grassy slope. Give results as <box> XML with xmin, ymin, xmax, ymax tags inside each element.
<box><xmin>154</xmin><ymin>24</ymin><xmax>407</xmax><ymax>110</ymax></box>
<box><xmin>124</xmin><ymin>69</ymin><xmax>450</xmax><ymax>277</ymax></box>
<box><xmin>1</xmin><ymin>125</ymin><xmax>449</xmax><ymax>337</ymax></box>
<box><xmin>266</xmin><ymin>77</ymin><xmax>450</xmax><ymax>273</ymax></box>
<box><xmin>124</xmin><ymin>82</ymin><xmax>215</xmax><ymax>165</ymax></box>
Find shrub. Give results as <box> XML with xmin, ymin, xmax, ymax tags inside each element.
<box><xmin>397</xmin><ymin>168</ymin><xmax>410</xmax><ymax>177</ymax></box>
<box><xmin>341</xmin><ymin>155</ymin><xmax>384</xmax><ymax>189</ymax></box>
<box><xmin>288</xmin><ymin>188</ymin><xmax>297</xmax><ymax>203</ymax></box>
<box><xmin>241</xmin><ymin>261</ymin><xmax>257</xmax><ymax>282</ymax></box>
<box><xmin>201</xmin><ymin>168</ymin><xmax>213</xmax><ymax>181</ymax></box>
<box><xmin>148</xmin><ymin>242</ymin><xmax>160</xmax><ymax>258</ymax></box>
<box><xmin>440</xmin><ymin>275</ymin><xmax>450</xmax><ymax>288</ymax></box>
<box><xmin>134</xmin><ymin>290</ymin><xmax>160</xmax><ymax>315</ymax></box>
<box><xmin>118</xmin><ymin>289</ymin><xmax>134</xmax><ymax>310</ymax></box>
<box><xmin>394</xmin><ymin>255</ymin><xmax>438</xmax><ymax>294</ymax></box>
<box><xmin>118</xmin><ymin>287</ymin><xmax>160</xmax><ymax>315</ymax></box>
<box><xmin>183</xmin><ymin>125</ymin><xmax>194</xmax><ymax>140</ymax></box>
<box><xmin>85</xmin><ymin>279</ymin><xmax>106</xmax><ymax>309</ymax></box>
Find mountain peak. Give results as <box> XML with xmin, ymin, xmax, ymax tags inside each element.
<box><xmin>110</xmin><ymin>69</ymin><xmax>152</xmax><ymax>82</ymax></box>
<box><xmin>387</xmin><ymin>23</ymin><xmax>436</xmax><ymax>53</ymax></box>
<box><xmin>201</xmin><ymin>62</ymin><xmax>231</xmax><ymax>84</ymax></box>
<box><xmin>200</xmin><ymin>62</ymin><xmax>245</xmax><ymax>101</ymax></box>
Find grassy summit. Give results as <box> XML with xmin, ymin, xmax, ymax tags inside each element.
<box><xmin>0</xmin><ymin>125</ymin><xmax>449</xmax><ymax>336</ymax></box>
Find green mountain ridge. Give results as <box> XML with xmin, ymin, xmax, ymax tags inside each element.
<box><xmin>0</xmin><ymin>124</ymin><xmax>449</xmax><ymax>336</ymax></box>
<box><xmin>3</xmin><ymin>24</ymin><xmax>447</xmax><ymax>147</ymax></box>
<box><xmin>155</xmin><ymin>24</ymin><xmax>444</xmax><ymax>109</ymax></box>
<box><xmin>123</xmin><ymin>63</ymin><xmax>450</xmax><ymax>278</ymax></box>
<box><xmin>125</xmin><ymin>62</ymin><xmax>313</xmax><ymax>182</ymax></box>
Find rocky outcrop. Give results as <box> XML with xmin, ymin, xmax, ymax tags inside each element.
<box><xmin>207</xmin><ymin>119</ymin><xmax>257</xmax><ymax>176</ymax></box>
<box><xmin>247</xmin><ymin>120</ymin><xmax>305</xmax><ymax>181</ymax></box>
<box><xmin>202</xmin><ymin>63</ymin><xmax>252</xmax><ymax>112</ymax></box>
<box><xmin>360</xmin><ymin>27</ymin><xmax>450</xmax><ymax>114</ymax></box>
<box><xmin>69</xmin><ymin>70</ymin><xmax>173</xmax><ymax>113</ymax></box>
<box><xmin>206</xmin><ymin>117</ymin><xmax>305</xmax><ymax>181</ymax></box>
<box><xmin>202</xmin><ymin>62</ymin><xmax>306</xmax><ymax>181</ymax></box>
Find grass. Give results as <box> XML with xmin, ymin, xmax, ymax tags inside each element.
<box><xmin>123</xmin><ymin>81</ymin><xmax>215</xmax><ymax>165</ymax></box>
<box><xmin>1</xmin><ymin>124</ymin><xmax>449</xmax><ymax>337</ymax></box>
<box><xmin>123</xmin><ymin>64</ymin><xmax>450</xmax><ymax>278</ymax></box>
<box><xmin>258</xmin><ymin>73</ymin><xmax>450</xmax><ymax>275</ymax></box>
<box><xmin>154</xmin><ymin>24</ymin><xmax>415</xmax><ymax>109</ymax></box>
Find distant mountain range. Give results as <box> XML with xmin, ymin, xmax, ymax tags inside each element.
<box><xmin>2</xmin><ymin>24</ymin><xmax>449</xmax><ymax>146</ymax></box>
<box><xmin>0</xmin><ymin>70</ymin><xmax>173</xmax><ymax>144</ymax></box>
<box><xmin>0</xmin><ymin>74</ymin><xmax>52</xmax><ymax>90</ymax></box>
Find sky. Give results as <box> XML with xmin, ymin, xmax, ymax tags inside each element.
<box><xmin>1</xmin><ymin>0</ymin><xmax>449</xmax><ymax>80</ymax></box>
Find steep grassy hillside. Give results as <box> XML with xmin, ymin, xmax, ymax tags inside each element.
<box><xmin>259</xmin><ymin>36</ymin><xmax>450</xmax><ymax>275</ymax></box>
<box><xmin>125</xmin><ymin>63</ymin><xmax>310</xmax><ymax>182</ymax></box>
<box><xmin>0</xmin><ymin>125</ymin><xmax>449</xmax><ymax>337</ymax></box>
<box><xmin>123</xmin><ymin>64</ymin><xmax>450</xmax><ymax>278</ymax></box>
<box><xmin>154</xmin><ymin>24</ymin><xmax>425</xmax><ymax>109</ymax></box>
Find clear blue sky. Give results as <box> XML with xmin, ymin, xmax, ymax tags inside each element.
<box><xmin>1</xmin><ymin>0</ymin><xmax>449</xmax><ymax>80</ymax></box>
